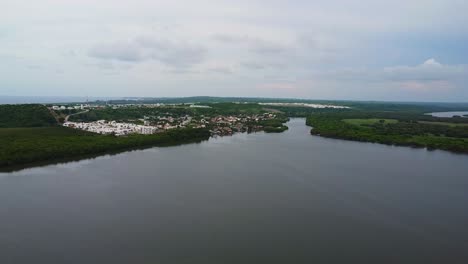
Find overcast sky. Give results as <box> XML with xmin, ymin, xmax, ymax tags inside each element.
<box><xmin>1</xmin><ymin>0</ymin><xmax>468</xmax><ymax>101</ymax></box>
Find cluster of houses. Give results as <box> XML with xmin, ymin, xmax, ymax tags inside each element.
<box><xmin>148</xmin><ymin>115</ymin><xmax>192</xmax><ymax>128</ymax></box>
<box><xmin>52</xmin><ymin>104</ymin><xmax>88</xmax><ymax>111</ymax></box>
<box><xmin>62</xmin><ymin>111</ymin><xmax>279</xmax><ymax>137</ymax></box>
<box><xmin>63</xmin><ymin>120</ymin><xmax>159</xmax><ymax>136</ymax></box>
<box><xmin>207</xmin><ymin>113</ymin><xmax>276</xmax><ymax>136</ymax></box>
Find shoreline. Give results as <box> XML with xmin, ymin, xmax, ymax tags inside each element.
<box><xmin>0</xmin><ymin>125</ymin><xmax>289</xmax><ymax>173</ymax></box>
<box><xmin>0</xmin><ymin>127</ymin><xmax>211</xmax><ymax>172</ymax></box>
<box><xmin>0</xmin><ymin>138</ymin><xmax>208</xmax><ymax>173</ymax></box>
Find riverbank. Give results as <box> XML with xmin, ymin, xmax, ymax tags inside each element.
<box><xmin>0</xmin><ymin>126</ymin><xmax>211</xmax><ymax>171</ymax></box>
<box><xmin>306</xmin><ymin>114</ymin><xmax>468</xmax><ymax>154</ymax></box>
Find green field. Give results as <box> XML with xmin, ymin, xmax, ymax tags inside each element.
<box><xmin>343</xmin><ymin>118</ymin><xmax>398</xmax><ymax>126</ymax></box>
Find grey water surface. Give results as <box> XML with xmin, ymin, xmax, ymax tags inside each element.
<box><xmin>1</xmin><ymin>118</ymin><xmax>468</xmax><ymax>263</ymax></box>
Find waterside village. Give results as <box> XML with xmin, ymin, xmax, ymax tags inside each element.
<box><xmin>60</xmin><ymin>104</ymin><xmax>279</xmax><ymax>137</ymax></box>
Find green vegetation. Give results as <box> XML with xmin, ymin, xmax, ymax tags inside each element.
<box><xmin>343</xmin><ymin>118</ymin><xmax>398</xmax><ymax>126</ymax></box>
<box><xmin>306</xmin><ymin>112</ymin><xmax>468</xmax><ymax>154</ymax></box>
<box><xmin>418</xmin><ymin>121</ymin><xmax>468</xmax><ymax>127</ymax></box>
<box><xmin>258</xmin><ymin>117</ymin><xmax>289</xmax><ymax>133</ymax></box>
<box><xmin>0</xmin><ymin>104</ymin><xmax>57</xmax><ymax>127</ymax></box>
<box><xmin>0</xmin><ymin>126</ymin><xmax>210</xmax><ymax>169</ymax></box>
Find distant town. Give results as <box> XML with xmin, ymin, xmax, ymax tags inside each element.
<box><xmin>54</xmin><ymin>103</ymin><xmax>283</xmax><ymax>136</ymax></box>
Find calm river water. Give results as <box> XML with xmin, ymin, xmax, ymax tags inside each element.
<box><xmin>1</xmin><ymin>118</ymin><xmax>468</xmax><ymax>263</ymax></box>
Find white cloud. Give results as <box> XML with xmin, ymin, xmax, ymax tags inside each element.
<box><xmin>422</xmin><ymin>58</ymin><xmax>442</xmax><ymax>67</ymax></box>
<box><xmin>88</xmin><ymin>36</ymin><xmax>206</xmax><ymax>68</ymax></box>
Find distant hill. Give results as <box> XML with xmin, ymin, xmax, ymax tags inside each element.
<box><xmin>0</xmin><ymin>104</ymin><xmax>57</xmax><ymax>128</ymax></box>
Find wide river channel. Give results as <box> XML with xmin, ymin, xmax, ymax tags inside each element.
<box><xmin>1</xmin><ymin>118</ymin><xmax>468</xmax><ymax>263</ymax></box>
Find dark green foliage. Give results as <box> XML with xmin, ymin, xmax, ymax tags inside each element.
<box><xmin>268</xmin><ymin>106</ymin><xmax>350</xmax><ymax>117</ymax></box>
<box><xmin>258</xmin><ymin>117</ymin><xmax>289</xmax><ymax>133</ymax></box>
<box><xmin>0</xmin><ymin>127</ymin><xmax>210</xmax><ymax>168</ymax></box>
<box><xmin>0</xmin><ymin>104</ymin><xmax>57</xmax><ymax>128</ymax></box>
<box><xmin>306</xmin><ymin>112</ymin><xmax>468</xmax><ymax>154</ymax></box>
<box><xmin>70</xmin><ymin>108</ymin><xmax>149</xmax><ymax>122</ymax></box>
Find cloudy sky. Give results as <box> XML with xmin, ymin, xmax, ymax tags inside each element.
<box><xmin>1</xmin><ymin>0</ymin><xmax>468</xmax><ymax>101</ymax></box>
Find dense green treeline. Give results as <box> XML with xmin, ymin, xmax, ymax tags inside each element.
<box><xmin>328</xmin><ymin>111</ymin><xmax>468</xmax><ymax>124</ymax></box>
<box><xmin>306</xmin><ymin>112</ymin><xmax>468</xmax><ymax>153</ymax></box>
<box><xmin>268</xmin><ymin>106</ymin><xmax>350</xmax><ymax>117</ymax></box>
<box><xmin>258</xmin><ymin>117</ymin><xmax>289</xmax><ymax>133</ymax></box>
<box><xmin>0</xmin><ymin>104</ymin><xmax>57</xmax><ymax>127</ymax></box>
<box><xmin>71</xmin><ymin>107</ymin><xmax>158</xmax><ymax>122</ymax></box>
<box><xmin>0</xmin><ymin>126</ymin><xmax>210</xmax><ymax>169</ymax></box>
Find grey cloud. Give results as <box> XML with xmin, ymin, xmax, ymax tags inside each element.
<box><xmin>300</xmin><ymin>60</ymin><xmax>468</xmax><ymax>101</ymax></box>
<box><xmin>315</xmin><ymin>59</ymin><xmax>468</xmax><ymax>84</ymax></box>
<box><xmin>240</xmin><ymin>61</ymin><xmax>287</xmax><ymax>70</ymax></box>
<box><xmin>249</xmin><ymin>42</ymin><xmax>286</xmax><ymax>54</ymax></box>
<box><xmin>88</xmin><ymin>42</ymin><xmax>143</xmax><ymax>62</ymax></box>
<box><xmin>240</xmin><ymin>62</ymin><xmax>266</xmax><ymax>69</ymax></box>
<box><xmin>135</xmin><ymin>37</ymin><xmax>206</xmax><ymax>67</ymax></box>
<box><xmin>298</xmin><ymin>34</ymin><xmax>341</xmax><ymax>56</ymax></box>
<box><xmin>61</xmin><ymin>50</ymin><xmax>77</xmax><ymax>57</ymax></box>
<box><xmin>207</xmin><ymin>66</ymin><xmax>233</xmax><ymax>74</ymax></box>
<box><xmin>88</xmin><ymin>37</ymin><xmax>206</xmax><ymax>68</ymax></box>
<box><xmin>27</xmin><ymin>65</ymin><xmax>43</xmax><ymax>70</ymax></box>
<box><xmin>164</xmin><ymin>68</ymin><xmax>200</xmax><ymax>75</ymax></box>
<box><xmin>212</xmin><ymin>34</ymin><xmax>245</xmax><ymax>43</ymax></box>
<box><xmin>212</xmin><ymin>34</ymin><xmax>288</xmax><ymax>54</ymax></box>
<box><xmin>383</xmin><ymin>59</ymin><xmax>467</xmax><ymax>82</ymax></box>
